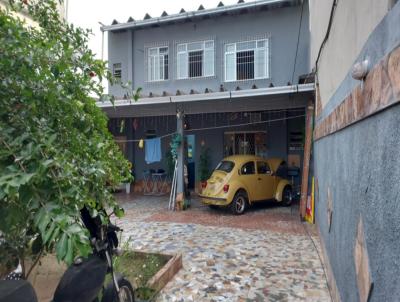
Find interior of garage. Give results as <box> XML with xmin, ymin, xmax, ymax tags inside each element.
<box><xmin>107</xmin><ymin>107</ymin><xmax>306</xmax><ymax>195</ymax></box>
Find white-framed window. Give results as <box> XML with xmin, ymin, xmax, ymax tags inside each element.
<box><xmin>224</xmin><ymin>39</ymin><xmax>269</xmax><ymax>82</ymax></box>
<box><xmin>177</xmin><ymin>40</ymin><xmax>214</xmax><ymax>79</ymax></box>
<box><xmin>147</xmin><ymin>46</ymin><xmax>169</xmax><ymax>82</ymax></box>
<box><xmin>113</xmin><ymin>63</ymin><xmax>122</xmax><ymax>80</ymax></box>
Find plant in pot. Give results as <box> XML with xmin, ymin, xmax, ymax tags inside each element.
<box><xmin>198</xmin><ymin>147</ymin><xmax>211</xmax><ymax>192</ymax></box>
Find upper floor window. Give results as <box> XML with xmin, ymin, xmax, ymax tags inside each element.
<box><xmin>177</xmin><ymin>40</ymin><xmax>214</xmax><ymax>79</ymax></box>
<box><xmin>148</xmin><ymin>46</ymin><xmax>168</xmax><ymax>82</ymax></box>
<box><xmin>113</xmin><ymin>63</ymin><xmax>122</xmax><ymax>80</ymax></box>
<box><xmin>224</xmin><ymin>39</ymin><xmax>269</xmax><ymax>82</ymax></box>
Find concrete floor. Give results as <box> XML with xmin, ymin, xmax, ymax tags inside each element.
<box><xmin>115</xmin><ymin>193</ymin><xmax>331</xmax><ymax>302</ymax></box>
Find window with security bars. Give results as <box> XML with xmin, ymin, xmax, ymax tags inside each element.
<box><xmin>113</xmin><ymin>63</ymin><xmax>122</xmax><ymax>80</ymax></box>
<box><xmin>177</xmin><ymin>40</ymin><xmax>214</xmax><ymax>79</ymax></box>
<box><xmin>225</xmin><ymin>39</ymin><xmax>269</xmax><ymax>81</ymax></box>
<box><xmin>224</xmin><ymin>132</ymin><xmax>266</xmax><ymax>157</ymax></box>
<box><xmin>148</xmin><ymin>46</ymin><xmax>168</xmax><ymax>82</ymax></box>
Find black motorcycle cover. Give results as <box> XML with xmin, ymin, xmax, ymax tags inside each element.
<box><xmin>53</xmin><ymin>255</ymin><xmax>107</xmax><ymax>302</ymax></box>
<box><xmin>0</xmin><ymin>280</ymin><xmax>38</xmax><ymax>302</ymax></box>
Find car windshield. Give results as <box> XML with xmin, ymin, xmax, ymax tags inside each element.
<box><xmin>215</xmin><ymin>160</ymin><xmax>235</xmax><ymax>173</ymax></box>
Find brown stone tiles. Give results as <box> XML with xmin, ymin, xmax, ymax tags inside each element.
<box><xmin>314</xmin><ymin>45</ymin><xmax>400</xmax><ymax>141</ymax></box>
<box><xmin>145</xmin><ymin>210</ymin><xmax>305</xmax><ymax>235</ymax></box>
<box><xmin>114</xmin><ymin>194</ymin><xmax>331</xmax><ymax>301</ymax></box>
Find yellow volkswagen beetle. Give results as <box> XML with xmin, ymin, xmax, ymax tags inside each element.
<box><xmin>199</xmin><ymin>155</ymin><xmax>293</xmax><ymax>214</ymax></box>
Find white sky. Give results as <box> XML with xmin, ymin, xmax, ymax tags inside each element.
<box><xmin>67</xmin><ymin>0</ymin><xmax>254</xmax><ymax>61</ymax></box>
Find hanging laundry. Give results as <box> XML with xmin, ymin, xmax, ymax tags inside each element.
<box><xmin>145</xmin><ymin>137</ymin><xmax>161</xmax><ymax>164</ymax></box>
<box><xmin>138</xmin><ymin>139</ymin><xmax>144</xmax><ymax>149</ymax></box>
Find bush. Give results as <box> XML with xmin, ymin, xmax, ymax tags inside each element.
<box><xmin>0</xmin><ymin>0</ymin><xmax>138</xmax><ymax>277</ymax></box>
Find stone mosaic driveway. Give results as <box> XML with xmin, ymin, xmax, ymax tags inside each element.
<box><xmin>115</xmin><ymin>193</ymin><xmax>331</xmax><ymax>302</ymax></box>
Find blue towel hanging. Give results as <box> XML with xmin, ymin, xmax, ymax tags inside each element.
<box><xmin>145</xmin><ymin>137</ymin><xmax>161</xmax><ymax>164</ymax></box>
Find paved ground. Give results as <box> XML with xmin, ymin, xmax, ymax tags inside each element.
<box><xmin>115</xmin><ymin>193</ymin><xmax>331</xmax><ymax>302</ymax></box>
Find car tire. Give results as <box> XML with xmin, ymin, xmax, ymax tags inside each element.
<box><xmin>230</xmin><ymin>191</ymin><xmax>248</xmax><ymax>215</ymax></box>
<box><xmin>281</xmin><ymin>186</ymin><xmax>293</xmax><ymax>206</ymax></box>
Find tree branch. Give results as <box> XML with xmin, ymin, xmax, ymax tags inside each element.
<box><xmin>25</xmin><ymin>249</ymin><xmax>44</xmax><ymax>279</ymax></box>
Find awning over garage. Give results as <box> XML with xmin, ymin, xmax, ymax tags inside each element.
<box><xmin>97</xmin><ymin>83</ymin><xmax>314</xmax><ymax>118</ymax></box>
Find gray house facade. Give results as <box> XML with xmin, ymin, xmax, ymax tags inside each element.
<box><xmin>99</xmin><ymin>0</ymin><xmax>313</xmax><ymax>189</ymax></box>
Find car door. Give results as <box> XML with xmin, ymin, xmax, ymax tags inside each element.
<box><xmin>255</xmin><ymin>161</ymin><xmax>275</xmax><ymax>200</ymax></box>
<box><xmin>239</xmin><ymin>161</ymin><xmax>258</xmax><ymax>201</ymax></box>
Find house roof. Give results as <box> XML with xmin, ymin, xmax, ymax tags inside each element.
<box><xmin>102</xmin><ymin>0</ymin><xmax>301</xmax><ymax>32</ymax></box>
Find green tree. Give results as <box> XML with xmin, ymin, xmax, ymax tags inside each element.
<box><xmin>0</xmin><ymin>0</ymin><xmax>139</xmax><ymax>277</ymax></box>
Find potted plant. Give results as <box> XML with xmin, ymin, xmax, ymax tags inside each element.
<box><xmin>198</xmin><ymin>147</ymin><xmax>211</xmax><ymax>191</ymax></box>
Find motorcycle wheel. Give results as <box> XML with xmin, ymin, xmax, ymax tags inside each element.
<box><xmin>102</xmin><ymin>278</ymin><xmax>135</xmax><ymax>302</ymax></box>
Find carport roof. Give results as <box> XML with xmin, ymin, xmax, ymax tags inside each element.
<box><xmin>97</xmin><ymin>83</ymin><xmax>314</xmax><ymax>118</ymax></box>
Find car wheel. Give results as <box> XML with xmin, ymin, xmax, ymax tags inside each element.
<box><xmin>282</xmin><ymin>186</ymin><xmax>293</xmax><ymax>206</ymax></box>
<box><xmin>230</xmin><ymin>191</ymin><xmax>248</xmax><ymax>215</ymax></box>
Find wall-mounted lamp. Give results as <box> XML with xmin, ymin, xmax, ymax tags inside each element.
<box><xmin>176</xmin><ymin>110</ymin><xmax>184</xmax><ymax>119</ymax></box>
<box><xmin>184</xmin><ymin>121</ymin><xmax>190</xmax><ymax>130</ymax></box>
<box><xmin>351</xmin><ymin>59</ymin><xmax>369</xmax><ymax>81</ymax></box>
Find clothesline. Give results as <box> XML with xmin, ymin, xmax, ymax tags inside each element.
<box><xmin>114</xmin><ymin>114</ymin><xmax>305</xmax><ymax>143</ymax></box>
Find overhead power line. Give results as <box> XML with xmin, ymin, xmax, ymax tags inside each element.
<box><xmin>114</xmin><ymin>114</ymin><xmax>305</xmax><ymax>143</ymax></box>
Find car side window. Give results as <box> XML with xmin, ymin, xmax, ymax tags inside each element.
<box><xmin>257</xmin><ymin>161</ymin><xmax>271</xmax><ymax>174</ymax></box>
<box><xmin>241</xmin><ymin>161</ymin><xmax>255</xmax><ymax>175</ymax></box>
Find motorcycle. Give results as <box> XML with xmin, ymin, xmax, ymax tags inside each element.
<box><xmin>0</xmin><ymin>207</ymin><xmax>135</xmax><ymax>302</ymax></box>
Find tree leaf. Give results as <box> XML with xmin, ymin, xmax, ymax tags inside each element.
<box><xmin>114</xmin><ymin>206</ymin><xmax>124</xmax><ymax>218</ymax></box>
<box><xmin>66</xmin><ymin>223</ymin><xmax>82</xmax><ymax>234</ymax></box>
<box><xmin>38</xmin><ymin>214</ymin><xmax>50</xmax><ymax>234</ymax></box>
<box><xmin>56</xmin><ymin>232</ymin><xmax>68</xmax><ymax>262</ymax></box>
<box><xmin>48</xmin><ymin>226</ymin><xmax>60</xmax><ymax>246</ymax></box>
<box><xmin>43</xmin><ymin>221</ymin><xmax>56</xmax><ymax>244</ymax></box>
<box><xmin>65</xmin><ymin>237</ymin><xmax>74</xmax><ymax>265</ymax></box>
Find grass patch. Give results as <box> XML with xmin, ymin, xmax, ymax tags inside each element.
<box><xmin>113</xmin><ymin>251</ymin><xmax>170</xmax><ymax>301</ymax></box>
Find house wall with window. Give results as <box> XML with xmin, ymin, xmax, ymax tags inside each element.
<box><xmin>108</xmin><ymin>3</ymin><xmax>310</xmax><ymax>98</ymax></box>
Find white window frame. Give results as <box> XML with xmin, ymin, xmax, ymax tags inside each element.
<box><xmin>224</xmin><ymin>38</ymin><xmax>270</xmax><ymax>82</ymax></box>
<box><xmin>176</xmin><ymin>40</ymin><xmax>215</xmax><ymax>79</ymax></box>
<box><xmin>147</xmin><ymin>46</ymin><xmax>169</xmax><ymax>82</ymax></box>
<box><xmin>113</xmin><ymin>63</ymin><xmax>122</xmax><ymax>80</ymax></box>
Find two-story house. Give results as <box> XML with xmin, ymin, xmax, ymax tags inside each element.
<box><xmin>98</xmin><ymin>0</ymin><xmax>313</xmax><ymax>191</ymax></box>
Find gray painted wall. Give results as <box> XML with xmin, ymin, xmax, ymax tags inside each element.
<box><xmin>312</xmin><ymin>2</ymin><xmax>400</xmax><ymax>301</ymax></box>
<box><xmin>309</xmin><ymin>0</ymin><xmax>392</xmax><ymax>108</ymax></box>
<box><xmin>108</xmin><ymin>3</ymin><xmax>310</xmax><ymax>97</ymax></box>
<box><xmin>314</xmin><ymin>105</ymin><xmax>400</xmax><ymax>302</ymax></box>
<box><xmin>316</xmin><ymin>1</ymin><xmax>400</xmax><ymax>123</ymax></box>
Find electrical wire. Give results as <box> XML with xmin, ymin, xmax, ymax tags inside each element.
<box><xmin>291</xmin><ymin>0</ymin><xmax>305</xmax><ymax>85</ymax></box>
<box><xmin>315</xmin><ymin>0</ymin><xmax>339</xmax><ymax>73</ymax></box>
<box><xmin>186</xmin><ymin>114</ymin><xmax>305</xmax><ymax>132</ymax></box>
<box><xmin>114</xmin><ymin>132</ymin><xmax>175</xmax><ymax>143</ymax></box>
<box><xmin>114</xmin><ymin>113</ymin><xmax>305</xmax><ymax>143</ymax></box>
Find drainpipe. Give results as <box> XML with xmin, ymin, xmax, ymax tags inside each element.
<box><xmin>98</xmin><ymin>22</ymin><xmax>105</xmax><ymax>61</ymax></box>
<box><xmin>176</xmin><ymin>110</ymin><xmax>185</xmax><ymax>208</ymax></box>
